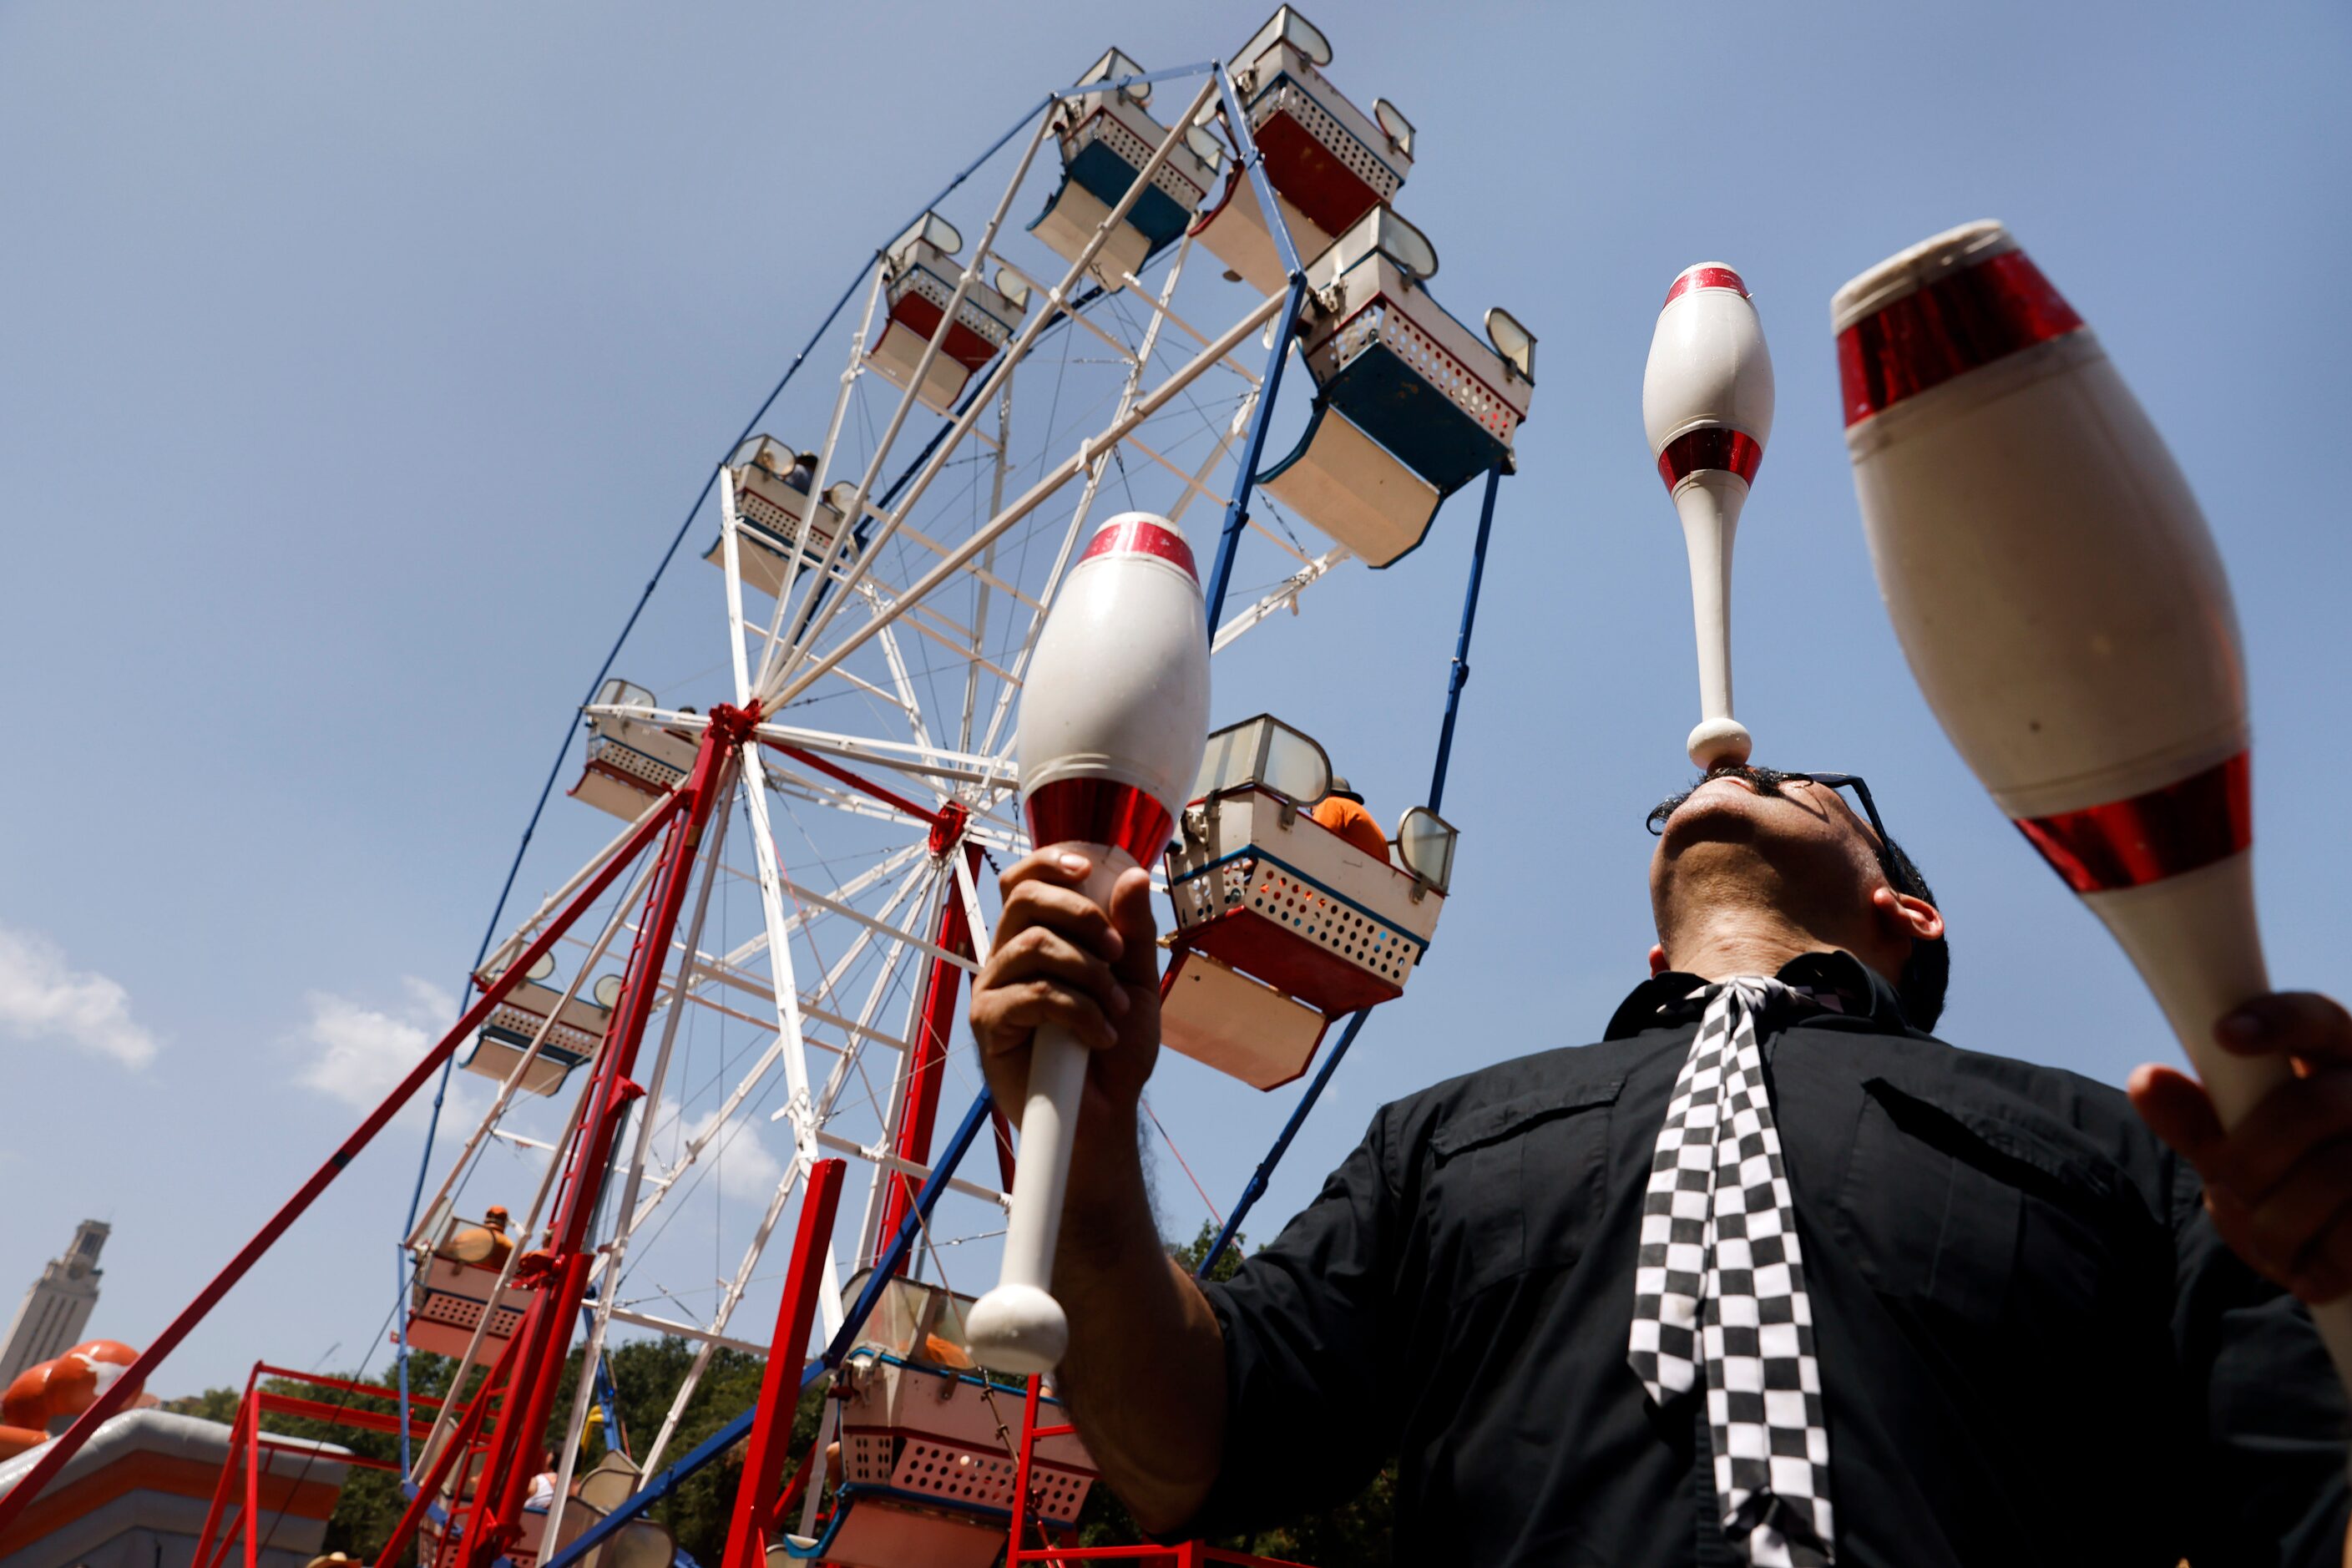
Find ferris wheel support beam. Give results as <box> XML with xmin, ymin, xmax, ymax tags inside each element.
<box><xmin>626</xmin><ymin>859</ymin><xmax>943</xmax><ymax>1447</ymax></box>
<box><xmin>542</xmin><ymin>1088</ymin><xmax>995</xmax><ymax>1568</ymax></box>
<box><xmin>766</xmin><ymin>281</ymin><xmax>1286</xmax><ymax>713</ymax></box>
<box><xmin>406</xmin><ymin>968</ymin><xmax>615</xmax><ymax>1487</ymax></box>
<box><xmin>721</xmin><ymin>1156</ymin><xmax>846</xmax><ymax>1568</ymax></box>
<box><xmin>461</xmin><ymin>727</ymin><xmax>746</xmax><ymax>1568</ymax></box>
<box><xmin>538</xmin><ymin>787</ymin><xmax>737</xmax><ymax>1555</ymax></box>
<box><xmin>872</xmin><ymin>842</ymin><xmax>983</xmax><ymax>1262</ymax></box>
<box><xmin>760</xmin><ymin>74</ymin><xmax>1224</xmax><ymax>706</ymax></box>
<box><xmin>0</xmin><ymin>777</ymin><xmax>696</xmax><ymax>1543</ymax></box>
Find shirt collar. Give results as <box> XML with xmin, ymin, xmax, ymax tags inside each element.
<box><xmin>1601</xmin><ymin>948</ymin><xmax>1913</xmax><ymax>1041</ymax></box>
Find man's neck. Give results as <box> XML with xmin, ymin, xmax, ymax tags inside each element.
<box><xmin>1661</xmin><ymin>908</ymin><xmax>1830</xmax><ymax>984</ymax></box>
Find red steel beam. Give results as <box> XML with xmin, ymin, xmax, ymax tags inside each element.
<box><xmin>721</xmin><ymin>1158</ymin><xmax>846</xmax><ymax>1568</ymax></box>
<box><xmin>0</xmin><ymin>787</ymin><xmax>690</xmax><ymax>1542</ymax></box>
<box><xmin>873</xmin><ymin>843</ymin><xmax>980</xmax><ymax>1259</ymax></box>
<box><xmin>762</xmin><ymin>739</ymin><xmax>941</xmax><ymax>826</ymax></box>
<box><xmin>251</xmin><ymin>1364</ymin><xmax>447</xmax><ymax>1414</ymax></box>
<box><xmin>254</xmin><ymin>1393</ymin><xmax>434</xmax><ymax>1439</ymax></box>
<box><xmin>464</xmin><ymin>713</ymin><xmax>748</xmax><ymax>1567</ymax></box>
<box><xmin>371</xmin><ymin>1332</ymin><xmax>520</xmax><ymax>1568</ymax></box>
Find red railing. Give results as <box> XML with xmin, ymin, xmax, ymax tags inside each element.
<box><xmin>1004</xmin><ymin>1379</ymin><xmax>1310</xmax><ymax>1568</ymax></box>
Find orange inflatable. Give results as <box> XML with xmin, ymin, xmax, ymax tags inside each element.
<box><xmin>1</xmin><ymin>1339</ymin><xmax>142</xmax><ymax>1434</ymax></box>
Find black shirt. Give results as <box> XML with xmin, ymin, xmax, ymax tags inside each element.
<box><xmin>1190</xmin><ymin>952</ymin><xmax>2350</xmax><ymax>1565</ymax></box>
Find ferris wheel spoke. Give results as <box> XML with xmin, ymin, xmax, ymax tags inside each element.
<box><xmin>1118</xmin><ymin>427</ymin><xmax>1235</xmax><ymax>520</ymax></box>
<box><xmin>751</xmin><ymin>721</ymin><xmax>1019</xmax><ymax>791</ymax></box>
<box><xmin>950</xmin><ymin>845</ymin><xmax>993</xmax><ymax>962</ymax></box>
<box><xmin>748</xmin><ymin>261</ymin><xmax>888</xmax><ymax>695</ymax></box>
<box><xmin>1212</xmin><ymin>543</ymin><xmax>1358</xmax><ymax>652</ymax></box>
<box><xmin>637</xmin><ymin>1154</ymin><xmax>817</xmax><ymax>1474</ymax></box>
<box><xmin>628</xmin><ymin>852</ymin><xmax>938</xmax><ymax>1232</ymax></box>
<box><xmin>810</xmin><ymin>1129</ymin><xmax>1006</xmax><ymax>1208</ymax></box>
<box><xmin>760</xmin><ymin>78</ymin><xmax>1224</xmax><ymax>709</ymax></box>
<box><xmin>756</xmin><ymin>766</ymin><xmax>923</xmax><ymax>830</ymax></box>
<box><xmin>475</xmin><ymin>785</ymin><xmax>673</xmax><ymax>986</ymax></box>
<box><xmin>765</xmin><ymin>283</ymin><xmax>1286</xmax><ymax>714</ymax></box>
<box><xmin>740</xmin><ymin>751</ymin><xmax>817</xmax><ymax>1136</ymax></box>
<box><xmin>766</xmin><ymin>873</ymin><xmax>979</xmax><ymax>974</ymax></box>
<box><xmin>690</xmin><ymin>838</ymin><xmax>929</xmax><ymax>980</ymax></box>
<box><xmin>852</xmin><ymin>588</ymin><xmax>940</xmax><ymax>764</ymax></box>
<box><xmin>602</xmin><ymin>1303</ymin><xmax>766</xmax><ymax>1357</ymax></box>
<box><xmin>760</xmin><ymin>109</ymin><xmax>1063</xmax><ymax>698</ymax></box>
<box><xmin>717</xmin><ymin>465</ymin><xmax>757</xmax><ymax>706</ymax></box>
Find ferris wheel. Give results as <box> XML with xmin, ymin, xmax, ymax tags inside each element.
<box><xmin>383</xmin><ymin>12</ymin><xmax>1540</xmax><ymax>1563</ymax></box>
<box><xmin>0</xmin><ymin>13</ymin><xmax>1536</xmax><ymax>1568</ymax></box>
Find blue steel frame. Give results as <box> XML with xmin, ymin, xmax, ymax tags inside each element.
<box><xmin>1201</xmin><ymin>61</ymin><xmax>1311</xmax><ymax>630</ymax></box>
<box><xmin>509</xmin><ymin>56</ymin><xmax>1512</xmax><ymax>1561</ymax></box>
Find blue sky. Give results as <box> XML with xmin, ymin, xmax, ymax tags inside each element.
<box><xmin>3</xmin><ymin>1</ymin><xmax>2348</xmax><ymax>1398</ymax></box>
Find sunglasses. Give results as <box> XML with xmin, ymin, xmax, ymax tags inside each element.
<box><xmin>1650</xmin><ymin>768</ymin><xmax>1921</xmax><ymax>903</ymax></box>
<box><xmin>1778</xmin><ymin>771</ymin><xmax>1925</xmax><ymax>901</ymax></box>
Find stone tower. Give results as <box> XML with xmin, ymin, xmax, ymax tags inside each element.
<box><xmin>0</xmin><ymin>1220</ymin><xmax>110</xmax><ymax>1383</ymax></box>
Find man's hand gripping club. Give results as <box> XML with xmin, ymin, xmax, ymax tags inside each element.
<box><xmin>969</xmin><ymin>849</ymin><xmax>1227</xmax><ymax>1534</ymax></box>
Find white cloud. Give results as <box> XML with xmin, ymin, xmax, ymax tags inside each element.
<box><xmin>0</xmin><ymin>924</ymin><xmax>159</xmax><ymax>1068</ymax></box>
<box><xmin>670</xmin><ymin>1099</ymin><xmax>787</xmax><ymax>1203</ymax></box>
<box><xmin>296</xmin><ymin>978</ymin><xmax>461</xmax><ymax>1112</ymax></box>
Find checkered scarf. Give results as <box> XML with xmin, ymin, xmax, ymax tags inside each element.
<box><xmin>1627</xmin><ymin>977</ymin><xmax>1835</xmax><ymax>1565</ymax></box>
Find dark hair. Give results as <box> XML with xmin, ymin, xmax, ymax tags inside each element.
<box><xmin>1648</xmin><ymin>767</ymin><xmax>1950</xmax><ymax>1030</ymax></box>
<box><xmin>1874</xmin><ymin>832</ymin><xmax>1949</xmax><ymax>1031</ymax></box>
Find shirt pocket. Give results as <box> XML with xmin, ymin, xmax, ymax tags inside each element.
<box><xmin>1427</xmin><ymin>1077</ymin><xmax>1624</xmax><ymax>1299</ymax></box>
<box><xmin>1834</xmin><ymin>1074</ymin><xmax>2130</xmax><ymax>1338</ymax></box>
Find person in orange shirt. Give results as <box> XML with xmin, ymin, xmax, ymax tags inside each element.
<box><xmin>1308</xmin><ymin>776</ymin><xmax>1388</xmax><ymax>862</ymax></box>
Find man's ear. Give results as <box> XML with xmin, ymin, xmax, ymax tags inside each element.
<box><xmin>1648</xmin><ymin>943</ymin><xmax>1670</xmax><ymax>977</ymax></box>
<box><xmin>1874</xmin><ymin>886</ymin><xmax>1944</xmax><ymax>942</ymax></box>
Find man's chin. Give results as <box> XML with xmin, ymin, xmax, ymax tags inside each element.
<box><xmin>1659</xmin><ymin>783</ymin><xmax>1765</xmax><ymax>846</ymax></box>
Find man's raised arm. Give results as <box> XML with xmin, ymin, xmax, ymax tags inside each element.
<box><xmin>969</xmin><ymin>849</ymin><xmax>1227</xmax><ymax>1534</ymax></box>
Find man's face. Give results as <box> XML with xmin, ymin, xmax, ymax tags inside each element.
<box><xmin>1647</xmin><ymin>765</ymin><xmax>1893</xmax><ymax>938</ymax></box>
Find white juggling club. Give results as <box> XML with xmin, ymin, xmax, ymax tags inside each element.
<box><xmin>964</xmin><ymin>512</ymin><xmax>1211</xmax><ymax>1373</ymax></box>
<box><xmin>1643</xmin><ymin>263</ymin><xmax>1776</xmax><ymax>771</ymax></box>
<box><xmin>1835</xmin><ymin>219</ymin><xmax>2352</xmax><ymax>1387</ymax></box>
